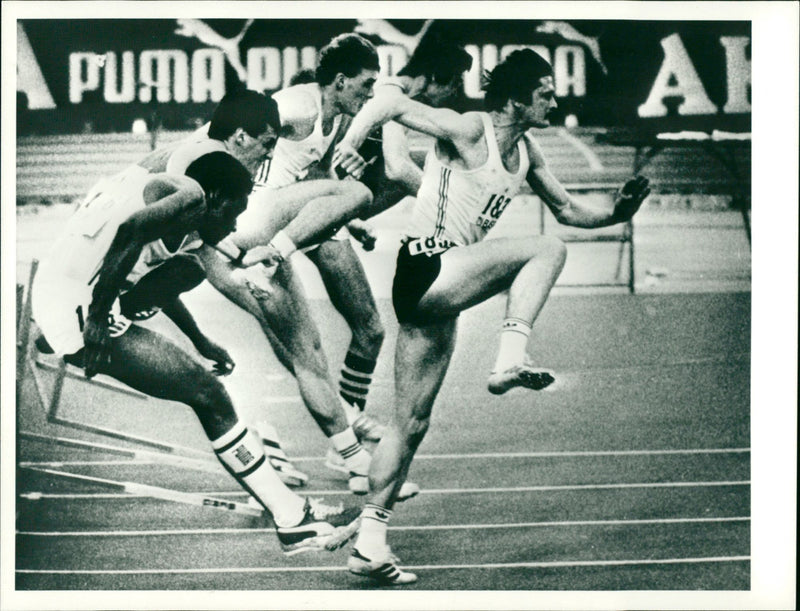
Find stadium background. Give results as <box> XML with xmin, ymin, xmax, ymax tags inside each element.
<box><xmin>11</xmin><ymin>15</ymin><xmax>765</xmax><ymax>601</ymax></box>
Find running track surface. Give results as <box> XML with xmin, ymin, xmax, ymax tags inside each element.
<box><xmin>16</xmin><ymin>287</ymin><xmax>750</xmax><ymax>593</ymax></box>
<box><xmin>13</xmin><ymin>199</ymin><xmax>753</xmax><ymax>601</ymax></box>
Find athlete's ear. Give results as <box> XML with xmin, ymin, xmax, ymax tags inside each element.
<box><xmin>335</xmin><ymin>73</ymin><xmax>345</xmax><ymax>91</ymax></box>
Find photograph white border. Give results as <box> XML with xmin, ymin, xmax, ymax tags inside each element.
<box><xmin>2</xmin><ymin>2</ymin><xmax>797</xmax><ymax>610</ymax></box>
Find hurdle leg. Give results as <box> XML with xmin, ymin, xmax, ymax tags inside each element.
<box><xmin>19</xmin><ymin>465</ymin><xmax>263</xmax><ymax>517</ymax></box>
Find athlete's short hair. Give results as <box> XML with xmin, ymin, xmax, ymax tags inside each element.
<box><xmin>398</xmin><ymin>30</ymin><xmax>472</xmax><ymax>85</ymax></box>
<box><xmin>315</xmin><ymin>34</ymin><xmax>380</xmax><ymax>85</ymax></box>
<box><xmin>207</xmin><ymin>89</ymin><xmax>281</xmax><ymax>141</ymax></box>
<box><xmin>482</xmin><ymin>49</ymin><xmax>553</xmax><ymax>112</ymax></box>
<box><xmin>289</xmin><ymin>68</ymin><xmax>318</xmax><ymax>86</ymax></box>
<box><xmin>185</xmin><ymin>151</ymin><xmax>253</xmax><ymax>205</ymax></box>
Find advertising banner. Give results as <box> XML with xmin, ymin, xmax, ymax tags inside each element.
<box><xmin>17</xmin><ymin>18</ymin><xmax>750</xmax><ymax>134</ymax></box>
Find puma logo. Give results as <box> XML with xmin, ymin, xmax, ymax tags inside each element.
<box><xmin>535</xmin><ymin>20</ymin><xmax>608</xmax><ymax>75</ymax></box>
<box><xmin>174</xmin><ymin>18</ymin><xmax>254</xmax><ymax>82</ymax></box>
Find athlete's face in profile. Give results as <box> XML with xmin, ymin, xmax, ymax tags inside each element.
<box><xmin>338</xmin><ymin>68</ymin><xmax>378</xmax><ymax>115</ymax></box>
<box><xmin>198</xmin><ymin>194</ymin><xmax>248</xmax><ymax>245</ymax></box>
<box><xmin>231</xmin><ymin>125</ymin><xmax>279</xmax><ymax>173</ymax></box>
<box><xmin>527</xmin><ymin>75</ymin><xmax>557</xmax><ymax>127</ymax></box>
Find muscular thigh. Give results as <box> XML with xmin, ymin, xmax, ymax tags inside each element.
<box><xmin>97</xmin><ymin>325</ymin><xmax>216</xmax><ymax>403</ymax></box>
<box><xmin>419</xmin><ymin>237</ymin><xmax>545</xmax><ymax>317</ymax></box>
<box><xmin>306</xmin><ymin>240</ymin><xmax>378</xmax><ymax>320</ymax></box>
<box><xmin>231</xmin><ymin>179</ymin><xmax>357</xmax><ymax>250</ymax></box>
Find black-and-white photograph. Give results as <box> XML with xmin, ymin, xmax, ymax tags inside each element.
<box><xmin>2</xmin><ymin>2</ymin><xmax>796</xmax><ymax>609</ymax></box>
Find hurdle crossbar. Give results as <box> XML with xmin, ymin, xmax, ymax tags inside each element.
<box><xmin>35</xmin><ymin>354</ymin><xmax>148</xmax><ymax>399</ymax></box>
<box><xmin>20</xmin><ymin>465</ymin><xmax>264</xmax><ymax>517</ymax></box>
<box><xmin>19</xmin><ymin>431</ymin><xmax>223</xmax><ymax>475</ymax></box>
<box><xmin>23</xmin><ymin>336</ymin><xmax>208</xmax><ymax>459</ymax></box>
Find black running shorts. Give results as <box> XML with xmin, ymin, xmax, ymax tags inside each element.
<box><xmin>392</xmin><ymin>239</ymin><xmax>444</xmax><ymax>324</ymax></box>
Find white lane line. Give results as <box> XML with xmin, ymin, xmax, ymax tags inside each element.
<box><xmin>18</xmin><ymin>447</ymin><xmax>751</xmax><ymax>468</ymax></box>
<box><xmin>19</xmin><ymin>460</ymin><xmax>156</xmax><ymax>468</ymax></box>
<box><xmin>17</xmin><ymin>516</ymin><xmax>750</xmax><ymax>537</ymax></box>
<box><xmin>299</xmin><ymin>447</ymin><xmax>751</xmax><ymax>462</ymax></box>
<box><xmin>556</xmin><ymin>128</ymin><xmax>605</xmax><ymax>171</ymax></box>
<box><xmin>19</xmin><ymin>479</ymin><xmax>750</xmax><ymax>501</ymax></box>
<box><xmin>14</xmin><ymin>555</ymin><xmax>751</xmax><ymax>575</ymax></box>
<box><xmin>19</xmin><ymin>447</ymin><xmax>751</xmax><ymax>468</ymax></box>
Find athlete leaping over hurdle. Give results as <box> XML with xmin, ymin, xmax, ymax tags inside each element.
<box><xmin>30</xmin><ymin>146</ymin><xmax>361</xmax><ymax>556</ymax></box>
<box><xmin>333</xmin><ymin>48</ymin><xmax>651</xmax><ymax>584</ymax></box>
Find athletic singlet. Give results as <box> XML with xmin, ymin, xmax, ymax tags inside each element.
<box><xmin>257</xmin><ymin>83</ymin><xmax>342</xmax><ymax>189</ymax></box>
<box><xmin>404</xmin><ymin>113</ymin><xmax>530</xmax><ymax>250</ymax></box>
<box><xmin>32</xmin><ymin>165</ymin><xmax>203</xmax><ymax>353</ymax></box>
<box><xmin>164</xmin><ymin>133</ymin><xmax>226</xmax><ymax>176</ymax></box>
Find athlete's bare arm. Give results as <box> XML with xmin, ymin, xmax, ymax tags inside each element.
<box><xmin>524</xmin><ymin>135</ymin><xmax>650</xmax><ymax>229</ymax></box>
<box><xmin>161</xmin><ymin>295</ymin><xmax>235</xmax><ymax>376</ymax></box>
<box><xmin>381</xmin><ymin>121</ymin><xmax>423</xmax><ymax>193</ymax></box>
<box><xmin>334</xmin><ymin>93</ymin><xmax>484</xmax><ymax>175</ymax></box>
<box><xmin>83</xmin><ymin>176</ymin><xmax>206</xmax><ymax>377</ymax></box>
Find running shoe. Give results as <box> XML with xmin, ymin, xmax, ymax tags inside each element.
<box><xmin>275</xmin><ymin>497</ymin><xmax>361</xmax><ymax>555</ymax></box>
<box><xmin>348</xmin><ymin>473</ymin><xmax>420</xmax><ymax>501</ymax></box>
<box><xmin>269</xmin><ymin>456</ymin><xmax>309</xmax><ymax>488</ymax></box>
<box><xmin>257</xmin><ymin>421</ymin><xmax>309</xmax><ymax>487</ymax></box>
<box><xmin>348</xmin><ymin>547</ymin><xmax>418</xmax><ymax>585</ymax></box>
<box><xmin>487</xmin><ymin>364</ymin><xmax>555</xmax><ymax>395</ymax></box>
<box><xmin>326</xmin><ymin>449</ymin><xmax>420</xmax><ymax>501</ymax></box>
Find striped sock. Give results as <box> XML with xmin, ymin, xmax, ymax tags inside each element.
<box><xmin>355</xmin><ymin>503</ymin><xmax>392</xmax><ymax>556</ymax></box>
<box><xmin>330</xmin><ymin>427</ymin><xmax>370</xmax><ymax>474</ymax></box>
<box><xmin>339</xmin><ymin>351</ymin><xmax>376</xmax><ymax>415</ymax></box>
<box><xmin>256</xmin><ymin>421</ymin><xmax>291</xmax><ymax>466</ymax></box>
<box><xmin>493</xmin><ymin>317</ymin><xmax>532</xmax><ymax>373</ymax></box>
<box><xmin>211</xmin><ymin>420</ymin><xmax>304</xmax><ymax>527</ymax></box>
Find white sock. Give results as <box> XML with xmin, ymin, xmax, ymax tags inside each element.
<box><xmin>330</xmin><ymin>427</ymin><xmax>371</xmax><ymax>474</ymax></box>
<box><xmin>492</xmin><ymin>317</ymin><xmax>531</xmax><ymax>372</ymax></box>
<box><xmin>212</xmin><ymin>421</ymin><xmax>305</xmax><ymax>527</ymax></box>
<box><xmin>339</xmin><ymin>397</ymin><xmax>361</xmax><ymax>426</ymax></box>
<box><xmin>355</xmin><ymin>503</ymin><xmax>391</xmax><ymax>557</ymax></box>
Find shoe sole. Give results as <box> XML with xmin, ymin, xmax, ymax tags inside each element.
<box><xmin>348</xmin><ymin>565</ymin><xmax>418</xmax><ymax>585</ymax></box>
<box><xmin>280</xmin><ymin>519</ymin><xmax>360</xmax><ymax>556</ymax></box>
<box><xmin>325</xmin><ymin>458</ymin><xmax>350</xmax><ymax>475</ymax></box>
<box><xmin>348</xmin><ymin>477</ymin><xmax>420</xmax><ymax>502</ymax></box>
<box><xmin>488</xmin><ymin>369</ymin><xmax>555</xmax><ymax>395</ymax></box>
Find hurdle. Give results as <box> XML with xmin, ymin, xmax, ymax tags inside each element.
<box><xmin>17</xmin><ymin>259</ymin><xmax>209</xmax><ymax>459</ymax></box>
<box><xmin>19</xmin><ymin>464</ymin><xmax>264</xmax><ymax>517</ymax></box>
<box><xmin>16</xmin><ymin>259</ymin><xmax>265</xmax><ymax>516</ymax></box>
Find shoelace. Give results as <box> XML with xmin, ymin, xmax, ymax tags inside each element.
<box><xmin>307</xmin><ymin>497</ymin><xmax>344</xmax><ymax>519</ymax></box>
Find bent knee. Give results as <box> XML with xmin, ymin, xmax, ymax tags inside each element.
<box><xmin>533</xmin><ymin>235</ymin><xmax>567</xmax><ymax>267</ymax></box>
<box><xmin>337</xmin><ymin>181</ymin><xmax>373</xmax><ymax>208</ymax></box>
<box><xmin>186</xmin><ymin>366</ymin><xmax>229</xmax><ymax>407</ymax></box>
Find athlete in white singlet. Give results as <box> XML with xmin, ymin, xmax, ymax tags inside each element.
<box><xmin>31</xmin><ymin>93</ymin><xmax>365</xmax><ymax>553</ymax></box>
<box><xmin>32</xmin><ymin>165</ymin><xmax>204</xmax><ymax>355</ymax></box>
<box><xmin>334</xmin><ymin>48</ymin><xmax>651</xmax><ymax>585</ymax></box>
<box><xmin>260</xmin><ymin>83</ymin><xmax>342</xmax><ymax>188</ymax></box>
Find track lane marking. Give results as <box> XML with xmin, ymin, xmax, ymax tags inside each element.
<box><xmin>15</xmin><ymin>555</ymin><xmax>751</xmax><ymax>575</ymax></box>
<box><xmin>19</xmin><ymin>446</ymin><xmax>751</xmax><ymax>468</ymax></box>
<box><xmin>17</xmin><ymin>516</ymin><xmax>750</xmax><ymax>537</ymax></box>
<box><xmin>18</xmin><ymin>479</ymin><xmax>750</xmax><ymax>501</ymax></box>
<box><xmin>18</xmin><ymin>446</ymin><xmax>751</xmax><ymax>468</ymax></box>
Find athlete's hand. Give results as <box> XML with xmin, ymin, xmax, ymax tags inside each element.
<box><xmin>82</xmin><ymin>317</ymin><xmax>112</xmax><ymax>379</ymax></box>
<box><xmin>347</xmin><ymin>219</ymin><xmax>377</xmax><ymax>251</ymax></box>
<box><xmin>195</xmin><ymin>338</ymin><xmax>235</xmax><ymax>376</ymax></box>
<box><xmin>613</xmin><ymin>176</ymin><xmax>651</xmax><ymax>222</ymax></box>
<box><xmin>333</xmin><ymin>141</ymin><xmax>368</xmax><ymax>179</ymax></box>
<box><xmin>240</xmin><ymin>245</ymin><xmax>283</xmax><ymax>267</ymax></box>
